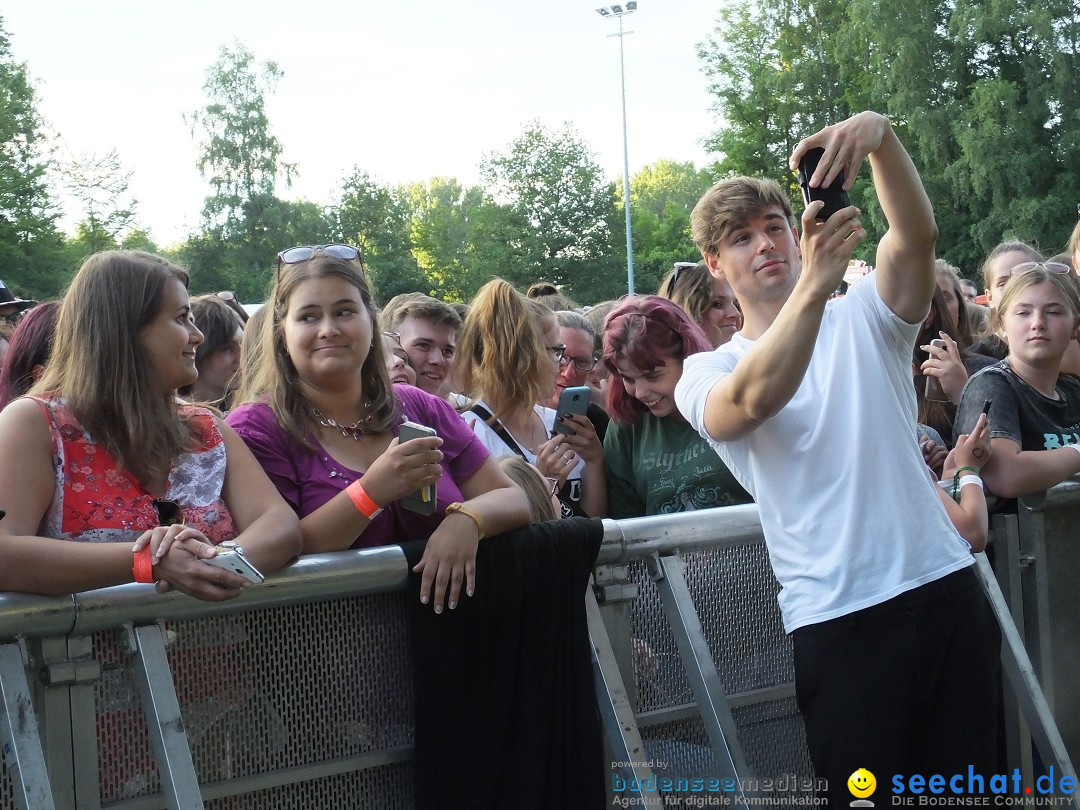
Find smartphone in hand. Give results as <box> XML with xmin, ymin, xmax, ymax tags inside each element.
<box><xmin>202</xmin><ymin>542</ymin><xmax>265</xmax><ymax>584</ymax></box>
<box><xmin>924</xmin><ymin>338</ymin><xmax>949</xmax><ymax>402</ymax></box>
<box><xmin>797</xmin><ymin>147</ymin><xmax>851</xmax><ymax>222</ymax></box>
<box><xmin>551</xmin><ymin>386</ymin><xmax>591</xmax><ymax>437</ymax></box>
<box><xmin>399</xmin><ymin>421</ymin><xmax>438</xmax><ymax>515</ymax></box>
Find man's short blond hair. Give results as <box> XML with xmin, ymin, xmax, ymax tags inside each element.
<box><xmin>691</xmin><ymin>177</ymin><xmax>796</xmax><ymax>259</ymax></box>
<box><xmin>380</xmin><ymin>292</ymin><xmax>462</xmax><ymax>333</ymax></box>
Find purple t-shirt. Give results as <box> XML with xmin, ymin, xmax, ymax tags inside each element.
<box><xmin>227</xmin><ymin>384</ymin><xmax>490</xmax><ymax>549</ymax></box>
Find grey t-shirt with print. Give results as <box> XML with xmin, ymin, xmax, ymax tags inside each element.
<box><xmin>955</xmin><ymin>360</ymin><xmax>1080</xmax><ymax>451</ymax></box>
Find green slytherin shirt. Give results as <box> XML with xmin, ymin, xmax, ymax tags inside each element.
<box><xmin>603</xmin><ymin>410</ymin><xmax>752</xmax><ymax>519</ymax></box>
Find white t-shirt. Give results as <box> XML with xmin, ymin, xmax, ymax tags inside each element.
<box><xmin>674</xmin><ymin>277</ymin><xmax>973</xmax><ymax>633</ymax></box>
<box><xmin>460</xmin><ymin>399</ymin><xmax>586</xmax><ymax>516</ymax></box>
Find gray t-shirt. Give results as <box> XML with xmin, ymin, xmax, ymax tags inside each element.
<box><xmin>954</xmin><ymin>360</ymin><xmax>1080</xmax><ymax>451</ymax></box>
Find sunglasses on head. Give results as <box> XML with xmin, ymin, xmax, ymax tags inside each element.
<box><xmin>215</xmin><ymin>290</ymin><xmax>249</xmax><ymax>323</ymax></box>
<box><xmin>614</xmin><ymin>311</ymin><xmax>684</xmax><ymax>340</ymax></box>
<box><xmin>275</xmin><ymin>244</ymin><xmax>365</xmax><ymax>286</ymax></box>
<box><xmin>1010</xmin><ymin>261</ymin><xmax>1071</xmax><ymax>277</ymax></box>
<box><xmin>671</xmin><ymin>261</ymin><xmax>698</xmax><ymax>287</ymax></box>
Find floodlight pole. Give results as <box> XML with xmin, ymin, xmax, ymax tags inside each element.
<box><xmin>597</xmin><ymin>5</ymin><xmax>637</xmax><ymax>295</ymax></box>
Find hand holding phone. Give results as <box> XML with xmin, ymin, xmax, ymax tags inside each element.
<box><xmin>399</xmin><ymin>421</ymin><xmax>439</xmax><ymax>515</ymax></box>
<box><xmin>797</xmin><ymin>147</ymin><xmax>851</xmax><ymax>222</ymax></box>
<box><xmin>202</xmin><ymin>542</ymin><xmax>264</xmax><ymax>584</ymax></box>
<box><xmin>924</xmin><ymin>338</ymin><xmax>950</xmax><ymax>402</ymax></box>
<box><xmin>551</xmin><ymin>386</ymin><xmax>591</xmax><ymax>437</ymax></box>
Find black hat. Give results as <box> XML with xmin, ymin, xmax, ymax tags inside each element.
<box><xmin>0</xmin><ymin>279</ymin><xmax>37</xmax><ymax>311</ymax></box>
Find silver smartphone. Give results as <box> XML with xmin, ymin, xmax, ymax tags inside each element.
<box><xmin>203</xmin><ymin>542</ymin><xmax>265</xmax><ymax>584</ymax></box>
<box><xmin>551</xmin><ymin>385</ymin><xmax>591</xmax><ymax>436</ymax></box>
<box><xmin>399</xmin><ymin>421</ymin><xmax>438</xmax><ymax>515</ymax></box>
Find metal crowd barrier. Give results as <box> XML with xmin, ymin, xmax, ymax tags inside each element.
<box><xmin>0</xmin><ymin>494</ymin><xmax>1075</xmax><ymax>809</ymax></box>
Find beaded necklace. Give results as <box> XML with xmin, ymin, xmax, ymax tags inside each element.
<box><xmin>313</xmin><ymin>408</ymin><xmax>373</xmax><ymax>441</ymax></box>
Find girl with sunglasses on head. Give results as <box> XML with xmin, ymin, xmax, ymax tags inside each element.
<box><xmin>455</xmin><ymin>278</ymin><xmax>607</xmax><ymax>519</ymax></box>
<box><xmin>657</xmin><ymin>260</ymin><xmax>742</xmax><ymax>349</ymax></box>
<box><xmin>970</xmin><ymin>242</ymin><xmax>1080</xmax><ymax>375</ymax></box>
<box><xmin>954</xmin><ymin>262</ymin><xmax>1080</xmax><ymax>500</ymax></box>
<box><xmin>0</xmin><ymin>251</ymin><xmax>301</xmax><ymax>598</ymax></box>
<box><xmin>228</xmin><ymin>246</ymin><xmax>529</xmax><ymax>614</ymax></box>
<box><xmin>601</xmin><ymin>296</ymin><xmax>751</xmax><ymax>518</ymax></box>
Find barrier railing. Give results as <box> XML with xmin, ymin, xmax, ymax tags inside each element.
<box><xmin>0</xmin><ymin>497</ymin><xmax>1075</xmax><ymax>809</ymax></box>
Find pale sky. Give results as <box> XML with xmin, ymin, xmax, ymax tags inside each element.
<box><xmin>5</xmin><ymin>1</ymin><xmax>722</xmax><ymax>247</ymax></box>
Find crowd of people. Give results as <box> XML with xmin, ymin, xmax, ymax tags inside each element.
<box><xmin>0</xmin><ymin>108</ymin><xmax>1078</xmax><ymax>799</ymax></box>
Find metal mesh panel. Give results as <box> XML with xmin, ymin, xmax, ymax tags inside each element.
<box><xmin>1032</xmin><ymin>504</ymin><xmax>1080</xmax><ymax>763</ymax></box>
<box><xmin>732</xmin><ymin>697</ymin><xmax>814</xmax><ymax>788</ymax></box>
<box><xmin>640</xmin><ymin>717</ymin><xmax>715</xmax><ymax>771</ymax></box>
<box><xmin>0</xmin><ymin>759</ymin><xmax>14</xmax><ymax>809</ymax></box>
<box><xmin>628</xmin><ymin>558</ymin><xmax>693</xmax><ymax>713</ymax></box>
<box><xmin>625</xmin><ymin>547</ymin><xmax>814</xmax><ymax>787</ymax></box>
<box><xmin>92</xmin><ymin>591</ymin><xmax>413</xmax><ymax>806</ymax></box>
<box><xmin>204</xmin><ymin>760</ymin><xmax>414</xmax><ymax>810</ymax></box>
<box><xmin>94</xmin><ymin>627</ymin><xmax>156</xmax><ymax>801</ymax></box>
<box><xmin>683</xmin><ymin>544</ymin><xmax>791</xmax><ymax>694</ymax></box>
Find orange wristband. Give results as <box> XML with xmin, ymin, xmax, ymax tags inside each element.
<box><xmin>132</xmin><ymin>546</ymin><xmax>156</xmax><ymax>583</ymax></box>
<box><xmin>346</xmin><ymin>479</ymin><xmax>383</xmax><ymax>520</ymax></box>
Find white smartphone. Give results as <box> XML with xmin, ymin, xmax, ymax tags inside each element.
<box><xmin>203</xmin><ymin>543</ymin><xmax>265</xmax><ymax>584</ymax></box>
<box><xmin>399</xmin><ymin>421</ymin><xmax>438</xmax><ymax>515</ymax></box>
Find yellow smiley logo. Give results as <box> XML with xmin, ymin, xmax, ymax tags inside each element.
<box><xmin>848</xmin><ymin>768</ymin><xmax>876</xmax><ymax>798</ymax></box>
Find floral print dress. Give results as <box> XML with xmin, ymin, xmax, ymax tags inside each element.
<box><xmin>31</xmin><ymin>398</ymin><xmax>236</xmax><ymax>544</ymax></box>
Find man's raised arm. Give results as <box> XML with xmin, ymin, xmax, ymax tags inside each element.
<box><xmin>691</xmin><ymin>203</ymin><xmax>864</xmax><ymax>442</ymax></box>
<box><xmin>791</xmin><ymin>111</ymin><xmax>937</xmax><ymax>325</ymax></box>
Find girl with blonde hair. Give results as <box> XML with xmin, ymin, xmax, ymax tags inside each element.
<box><xmin>657</xmin><ymin>260</ymin><xmax>742</xmax><ymax>348</ymax></box>
<box><xmin>456</xmin><ymin>278</ymin><xmax>606</xmax><ymax>518</ymax></box>
<box><xmin>955</xmin><ymin>262</ymin><xmax>1080</xmax><ymax>499</ymax></box>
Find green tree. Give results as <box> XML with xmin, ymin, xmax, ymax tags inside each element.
<box><xmin>406</xmin><ymin>177</ymin><xmax>487</xmax><ymax>301</ymax></box>
<box><xmin>0</xmin><ymin>16</ymin><xmax>67</xmax><ymax>299</ymax></box>
<box><xmin>698</xmin><ymin>0</ymin><xmax>851</xmax><ymax>181</ymax></box>
<box><xmin>478</xmin><ymin>121</ymin><xmax>618</xmax><ymax>299</ymax></box>
<box><xmin>698</xmin><ymin>0</ymin><xmax>1080</xmax><ymax>276</ymax></box>
<box><xmin>335</xmin><ymin>170</ymin><xmax>428</xmax><ymax>304</ymax></box>
<box><xmin>180</xmin><ymin>198</ymin><xmax>337</xmax><ymax>301</ymax></box>
<box><xmin>120</xmin><ymin>227</ymin><xmax>160</xmax><ymax>254</ymax></box>
<box><xmin>186</xmin><ymin>41</ymin><xmax>295</xmax><ymax>284</ymax></box>
<box><xmin>63</xmin><ymin>149</ymin><xmax>138</xmax><ymax>255</ymax></box>
<box><xmin>623</xmin><ymin>160</ymin><xmax>715</xmax><ymax>294</ymax></box>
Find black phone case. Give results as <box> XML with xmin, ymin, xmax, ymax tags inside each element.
<box><xmin>797</xmin><ymin>147</ymin><xmax>851</xmax><ymax>221</ymax></box>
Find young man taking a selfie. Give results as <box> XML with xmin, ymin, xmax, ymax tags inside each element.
<box><xmin>675</xmin><ymin>111</ymin><xmax>999</xmax><ymax>802</ymax></box>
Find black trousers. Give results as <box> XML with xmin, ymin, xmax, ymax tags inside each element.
<box><xmin>791</xmin><ymin>567</ymin><xmax>1001</xmax><ymax>806</ymax></box>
